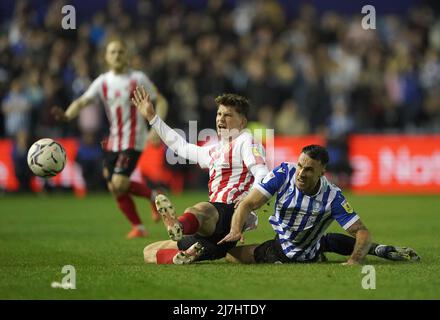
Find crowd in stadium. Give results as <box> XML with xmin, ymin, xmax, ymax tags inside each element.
<box><xmin>1</xmin><ymin>0</ymin><xmax>440</xmax><ymax>191</ymax></box>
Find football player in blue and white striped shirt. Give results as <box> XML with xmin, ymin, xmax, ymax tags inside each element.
<box><xmin>219</xmin><ymin>145</ymin><xmax>420</xmax><ymax>264</ymax></box>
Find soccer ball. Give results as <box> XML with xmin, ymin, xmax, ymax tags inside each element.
<box><xmin>27</xmin><ymin>138</ymin><xmax>67</xmax><ymax>177</ymax></box>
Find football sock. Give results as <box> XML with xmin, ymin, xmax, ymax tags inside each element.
<box><xmin>156</xmin><ymin>248</ymin><xmax>180</xmax><ymax>264</ymax></box>
<box><xmin>372</xmin><ymin>244</ymin><xmax>396</xmax><ymax>258</ymax></box>
<box><xmin>368</xmin><ymin>243</ymin><xmax>379</xmax><ymax>255</ymax></box>
<box><xmin>322</xmin><ymin>234</ymin><xmax>394</xmax><ymax>257</ymax></box>
<box><xmin>129</xmin><ymin>181</ymin><xmax>152</xmax><ymax>200</ymax></box>
<box><xmin>178</xmin><ymin>212</ymin><xmax>200</xmax><ymax>235</ymax></box>
<box><xmin>116</xmin><ymin>194</ymin><xmax>142</xmax><ymax>225</ymax></box>
<box><xmin>320</xmin><ymin>233</ymin><xmax>357</xmax><ymax>256</ymax></box>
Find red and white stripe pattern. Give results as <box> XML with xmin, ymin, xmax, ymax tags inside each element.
<box><xmin>207</xmin><ymin>132</ymin><xmax>263</xmax><ymax>204</ymax></box>
<box><xmin>83</xmin><ymin>70</ymin><xmax>158</xmax><ymax>152</ymax></box>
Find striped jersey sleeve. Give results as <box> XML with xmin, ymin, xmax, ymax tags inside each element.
<box><xmin>150</xmin><ymin>115</ymin><xmax>211</xmax><ymax>168</ymax></box>
<box><xmin>255</xmin><ymin>162</ymin><xmax>290</xmax><ymax>199</ymax></box>
<box><xmin>330</xmin><ymin>191</ymin><xmax>360</xmax><ymax>230</ymax></box>
<box><xmin>240</xmin><ymin>135</ymin><xmax>268</xmax><ymax>186</ymax></box>
<box><xmin>82</xmin><ymin>74</ymin><xmax>103</xmax><ymax>101</ymax></box>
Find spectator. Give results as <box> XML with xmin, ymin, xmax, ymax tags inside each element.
<box><xmin>1</xmin><ymin>78</ymin><xmax>32</xmax><ymax>191</ymax></box>
<box><xmin>275</xmin><ymin>99</ymin><xmax>309</xmax><ymax>135</ymax></box>
<box><xmin>2</xmin><ymin>78</ymin><xmax>32</xmax><ymax>138</ymax></box>
<box><xmin>325</xmin><ymin>98</ymin><xmax>354</xmax><ymax>188</ymax></box>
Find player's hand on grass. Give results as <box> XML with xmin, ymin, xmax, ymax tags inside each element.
<box><xmin>51</xmin><ymin>106</ymin><xmax>68</xmax><ymax>122</ymax></box>
<box><xmin>218</xmin><ymin>230</ymin><xmax>243</xmax><ymax>245</ymax></box>
<box><xmin>342</xmin><ymin>259</ymin><xmax>361</xmax><ymax>266</ymax></box>
<box><xmin>132</xmin><ymin>86</ymin><xmax>156</xmax><ymax>122</ymax></box>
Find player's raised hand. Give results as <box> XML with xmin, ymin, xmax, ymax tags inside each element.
<box><xmin>132</xmin><ymin>86</ymin><xmax>156</xmax><ymax>122</ymax></box>
<box><xmin>51</xmin><ymin>106</ymin><xmax>68</xmax><ymax>122</ymax></box>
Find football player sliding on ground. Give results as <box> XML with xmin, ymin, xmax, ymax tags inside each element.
<box><xmin>53</xmin><ymin>39</ymin><xmax>168</xmax><ymax>239</ymax></box>
<box><xmin>132</xmin><ymin>86</ymin><xmax>269</xmax><ymax>264</ymax></box>
<box><xmin>219</xmin><ymin>145</ymin><xmax>420</xmax><ymax>265</ymax></box>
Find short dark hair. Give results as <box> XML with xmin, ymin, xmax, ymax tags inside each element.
<box><xmin>215</xmin><ymin>93</ymin><xmax>250</xmax><ymax>119</ymax></box>
<box><xmin>301</xmin><ymin>145</ymin><xmax>329</xmax><ymax>166</ymax></box>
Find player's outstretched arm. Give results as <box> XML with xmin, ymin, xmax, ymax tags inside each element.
<box><xmin>133</xmin><ymin>85</ymin><xmax>206</xmax><ymax>164</ymax></box>
<box><xmin>343</xmin><ymin>219</ymin><xmax>372</xmax><ymax>265</ymax></box>
<box><xmin>52</xmin><ymin>96</ymin><xmax>93</xmax><ymax>122</ymax></box>
<box><xmin>218</xmin><ymin>188</ymin><xmax>269</xmax><ymax>244</ymax></box>
<box><xmin>146</xmin><ymin>92</ymin><xmax>169</xmax><ymax>146</ymax></box>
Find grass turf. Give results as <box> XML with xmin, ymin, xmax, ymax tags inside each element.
<box><xmin>0</xmin><ymin>191</ymin><xmax>439</xmax><ymax>299</ymax></box>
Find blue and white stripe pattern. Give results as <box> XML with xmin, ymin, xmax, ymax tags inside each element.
<box><xmin>255</xmin><ymin>162</ymin><xmax>359</xmax><ymax>261</ymax></box>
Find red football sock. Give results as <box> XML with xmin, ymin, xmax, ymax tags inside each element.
<box><xmin>178</xmin><ymin>212</ymin><xmax>200</xmax><ymax>235</ymax></box>
<box><xmin>129</xmin><ymin>181</ymin><xmax>152</xmax><ymax>199</ymax></box>
<box><xmin>116</xmin><ymin>194</ymin><xmax>142</xmax><ymax>225</ymax></box>
<box><xmin>156</xmin><ymin>248</ymin><xmax>180</xmax><ymax>264</ymax></box>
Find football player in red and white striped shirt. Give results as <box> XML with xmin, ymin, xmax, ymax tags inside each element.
<box><xmin>52</xmin><ymin>40</ymin><xmax>168</xmax><ymax>239</ymax></box>
<box><xmin>132</xmin><ymin>86</ymin><xmax>269</xmax><ymax>264</ymax></box>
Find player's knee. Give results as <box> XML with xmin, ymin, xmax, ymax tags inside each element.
<box><xmin>111</xmin><ymin>180</ymin><xmax>129</xmax><ymax>195</ymax></box>
<box><xmin>107</xmin><ymin>183</ymin><xmax>122</xmax><ymax>197</ymax></box>
<box><xmin>184</xmin><ymin>207</ymin><xmax>206</xmax><ymax>222</ymax></box>
<box><xmin>225</xmin><ymin>253</ymin><xmax>241</xmax><ymax>264</ymax></box>
<box><xmin>227</xmin><ymin>246</ymin><xmax>256</xmax><ymax>264</ymax></box>
<box><xmin>143</xmin><ymin>244</ymin><xmax>157</xmax><ymax>264</ymax></box>
<box><xmin>184</xmin><ymin>206</ymin><xmax>198</xmax><ymax>215</ymax></box>
<box><xmin>113</xmin><ymin>187</ymin><xmax>127</xmax><ymax>197</ymax></box>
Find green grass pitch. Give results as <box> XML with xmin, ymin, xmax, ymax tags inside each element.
<box><xmin>1</xmin><ymin>191</ymin><xmax>439</xmax><ymax>299</ymax></box>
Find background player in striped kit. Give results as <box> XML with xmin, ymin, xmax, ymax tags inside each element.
<box><xmin>52</xmin><ymin>39</ymin><xmax>168</xmax><ymax>239</ymax></box>
<box><xmin>131</xmin><ymin>86</ymin><xmax>269</xmax><ymax>264</ymax></box>
<box><xmin>220</xmin><ymin>145</ymin><xmax>420</xmax><ymax>265</ymax></box>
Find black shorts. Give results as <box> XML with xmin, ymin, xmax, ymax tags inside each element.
<box><xmin>103</xmin><ymin>149</ymin><xmax>141</xmax><ymax>180</ymax></box>
<box><xmin>253</xmin><ymin>235</ymin><xmax>321</xmax><ymax>264</ymax></box>
<box><xmin>177</xmin><ymin>202</ymin><xmax>238</xmax><ymax>261</ymax></box>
